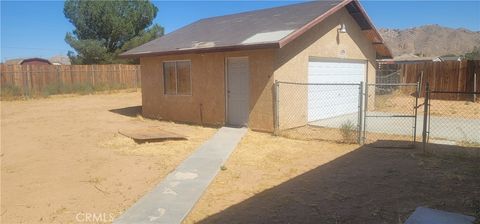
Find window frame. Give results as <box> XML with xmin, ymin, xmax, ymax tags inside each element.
<box><xmin>162</xmin><ymin>60</ymin><xmax>192</xmax><ymax>96</ymax></box>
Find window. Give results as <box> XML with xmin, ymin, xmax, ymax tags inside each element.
<box><xmin>163</xmin><ymin>60</ymin><xmax>192</xmax><ymax>95</ymax></box>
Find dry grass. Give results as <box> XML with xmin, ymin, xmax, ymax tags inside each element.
<box><xmin>184</xmin><ymin>131</ymin><xmax>359</xmax><ymax>223</ymax></box>
<box><xmin>0</xmin><ymin>92</ymin><xmax>216</xmax><ymax>223</ymax></box>
<box><xmin>373</xmin><ymin>94</ymin><xmax>480</xmax><ymax>119</ymax></box>
<box><xmin>280</xmin><ymin>125</ymin><xmax>358</xmax><ymax>143</ymax></box>
<box><xmin>185</xmin><ymin>132</ymin><xmax>480</xmax><ymax>224</ymax></box>
<box><xmin>280</xmin><ymin>125</ymin><xmax>414</xmax><ymax>145</ymax></box>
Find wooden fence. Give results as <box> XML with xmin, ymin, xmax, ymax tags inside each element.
<box><xmin>379</xmin><ymin>60</ymin><xmax>480</xmax><ymax>100</ymax></box>
<box><xmin>0</xmin><ymin>64</ymin><xmax>141</xmax><ymax>98</ymax></box>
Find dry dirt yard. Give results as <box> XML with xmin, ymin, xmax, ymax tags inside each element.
<box><xmin>185</xmin><ymin>132</ymin><xmax>480</xmax><ymax>224</ymax></box>
<box><xmin>374</xmin><ymin>94</ymin><xmax>480</xmax><ymax>119</ymax></box>
<box><xmin>0</xmin><ymin>91</ymin><xmax>217</xmax><ymax>223</ymax></box>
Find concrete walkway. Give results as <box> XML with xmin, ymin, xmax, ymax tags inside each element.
<box><xmin>114</xmin><ymin>127</ymin><xmax>247</xmax><ymax>224</ymax></box>
<box><xmin>311</xmin><ymin>111</ymin><xmax>480</xmax><ymax>143</ymax></box>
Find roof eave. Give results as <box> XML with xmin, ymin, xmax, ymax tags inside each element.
<box><xmin>277</xmin><ymin>0</ymin><xmax>393</xmax><ymax>59</ymax></box>
<box><xmin>278</xmin><ymin>0</ymin><xmax>353</xmax><ymax>48</ymax></box>
<box><xmin>120</xmin><ymin>42</ymin><xmax>280</xmax><ymax>58</ymax></box>
<box><xmin>351</xmin><ymin>0</ymin><xmax>393</xmax><ymax>58</ymax></box>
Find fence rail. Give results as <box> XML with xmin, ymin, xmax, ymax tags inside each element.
<box><xmin>1</xmin><ymin>64</ymin><xmax>141</xmax><ymax>98</ymax></box>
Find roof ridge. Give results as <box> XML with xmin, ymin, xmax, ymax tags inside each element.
<box><xmin>197</xmin><ymin>0</ymin><xmax>342</xmax><ymax>22</ymax></box>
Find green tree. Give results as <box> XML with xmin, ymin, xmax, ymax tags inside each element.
<box><xmin>464</xmin><ymin>46</ymin><xmax>480</xmax><ymax>60</ymax></box>
<box><xmin>64</xmin><ymin>0</ymin><xmax>163</xmax><ymax>64</ymax></box>
<box><xmin>440</xmin><ymin>54</ymin><xmax>457</xmax><ymax>57</ymax></box>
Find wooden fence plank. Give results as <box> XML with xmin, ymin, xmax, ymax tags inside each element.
<box><xmin>384</xmin><ymin>60</ymin><xmax>480</xmax><ymax>100</ymax></box>
<box><xmin>0</xmin><ymin>64</ymin><xmax>141</xmax><ymax>97</ymax></box>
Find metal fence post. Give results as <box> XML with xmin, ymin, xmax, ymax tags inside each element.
<box><xmin>419</xmin><ymin>71</ymin><xmax>424</xmax><ymax>96</ymax></box>
<box><xmin>357</xmin><ymin>81</ymin><xmax>364</xmax><ymax>144</ymax></box>
<box><xmin>474</xmin><ymin>72</ymin><xmax>477</xmax><ymax>102</ymax></box>
<box><xmin>273</xmin><ymin>80</ymin><xmax>279</xmax><ymax>135</ymax></box>
<box><xmin>422</xmin><ymin>82</ymin><xmax>430</xmax><ymax>153</ymax></box>
<box><xmin>363</xmin><ymin>82</ymin><xmax>369</xmax><ymax>144</ymax></box>
<box><xmin>413</xmin><ymin>81</ymin><xmax>420</xmax><ymax>145</ymax></box>
<box><xmin>274</xmin><ymin>80</ymin><xmax>280</xmax><ymax>136</ymax></box>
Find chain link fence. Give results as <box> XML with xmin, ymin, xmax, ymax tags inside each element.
<box><xmin>274</xmin><ymin>81</ymin><xmax>421</xmax><ymax>146</ymax></box>
<box><xmin>273</xmin><ymin>79</ymin><xmax>479</xmax><ymax>150</ymax></box>
<box><xmin>364</xmin><ymin>83</ymin><xmax>419</xmax><ymax>146</ymax></box>
<box><xmin>275</xmin><ymin>81</ymin><xmax>363</xmax><ymax>143</ymax></box>
<box><xmin>425</xmin><ymin>89</ymin><xmax>480</xmax><ymax>148</ymax></box>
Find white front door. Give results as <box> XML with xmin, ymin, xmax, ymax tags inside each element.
<box><xmin>307</xmin><ymin>60</ymin><xmax>366</xmax><ymax>122</ymax></box>
<box><xmin>226</xmin><ymin>57</ymin><xmax>249</xmax><ymax>126</ymax></box>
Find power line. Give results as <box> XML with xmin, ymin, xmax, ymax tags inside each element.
<box><xmin>1</xmin><ymin>46</ymin><xmax>71</xmax><ymax>51</ymax></box>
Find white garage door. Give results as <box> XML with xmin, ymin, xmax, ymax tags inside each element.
<box><xmin>308</xmin><ymin>60</ymin><xmax>366</xmax><ymax>122</ymax></box>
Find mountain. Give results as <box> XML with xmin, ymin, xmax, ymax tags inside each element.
<box><xmin>378</xmin><ymin>25</ymin><xmax>480</xmax><ymax>58</ymax></box>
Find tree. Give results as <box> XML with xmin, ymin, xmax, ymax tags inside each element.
<box><xmin>64</xmin><ymin>0</ymin><xmax>163</xmax><ymax>64</ymax></box>
<box><xmin>440</xmin><ymin>54</ymin><xmax>457</xmax><ymax>57</ymax></box>
<box><xmin>464</xmin><ymin>46</ymin><xmax>480</xmax><ymax>60</ymax></box>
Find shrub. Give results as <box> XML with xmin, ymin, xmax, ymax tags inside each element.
<box><xmin>3</xmin><ymin>81</ymin><xmax>132</xmax><ymax>99</ymax></box>
<box><xmin>1</xmin><ymin>85</ymin><xmax>23</xmax><ymax>99</ymax></box>
<box><xmin>340</xmin><ymin>120</ymin><xmax>357</xmax><ymax>144</ymax></box>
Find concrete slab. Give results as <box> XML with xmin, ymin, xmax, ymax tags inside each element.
<box><xmin>119</xmin><ymin>126</ymin><xmax>187</xmax><ymax>143</ymax></box>
<box><xmin>114</xmin><ymin>127</ymin><xmax>247</xmax><ymax>224</ymax></box>
<box><xmin>405</xmin><ymin>207</ymin><xmax>475</xmax><ymax>224</ymax></box>
<box><xmin>310</xmin><ymin>111</ymin><xmax>480</xmax><ymax>143</ymax></box>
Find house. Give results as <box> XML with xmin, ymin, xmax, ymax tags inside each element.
<box><xmin>5</xmin><ymin>57</ymin><xmax>52</xmax><ymax>65</ymax></box>
<box><xmin>121</xmin><ymin>0</ymin><xmax>392</xmax><ymax>132</ymax></box>
<box><xmin>49</xmin><ymin>55</ymin><xmax>71</xmax><ymax>65</ymax></box>
<box><xmin>377</xmin><ymin>54</ymin><xmax>433</xmax><ymax>65</ymax></box>
<box><xmin>432</xmin><ymin>55</ymin><xmax>464</xmax><ymax>62</ymax></box>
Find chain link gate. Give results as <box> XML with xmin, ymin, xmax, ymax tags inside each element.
<box><xmin>363</xmin><ymin>83</ymin><xmax>420</xmax><ymax>147</ymax></box>
<box><xmin>274</xmin><ymin>81</ymin><xmax>420</xmax><ymax>146</ymax></box>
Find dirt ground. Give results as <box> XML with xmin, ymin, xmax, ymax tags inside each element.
<box><xmin>279</xmin><ymin>125</ymin><xmax>414</xmax><ymax>146</ymax></box>
<box><xmin>374</xmin><ymin>94</ymin><xmax>480</xmax><ymax>119</ymax></box>
<box><xmin>185</xmin><ymin>132</ymin><xmax>480</xmax><ymax>224</ymax></box>
<box><xmin>0</xmin><ymin>92</ymin><xmax>217</xmax><ymax>223</ymax></box>
<box><xmin>2</xmin><ymin>91</ymin><xmax>479</xmax><ymax>224</ymax></box>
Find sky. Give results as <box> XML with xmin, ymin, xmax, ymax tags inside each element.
<box><xmin>1</xmin><ymin>0</ymin><xmax>479</xmax><ymax>61</ymax></box>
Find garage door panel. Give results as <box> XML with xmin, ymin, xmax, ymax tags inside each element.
<box><xmin>308</xmin><ymin>61</ymin><xmax>365</xmax><ymax>122</ymax></box>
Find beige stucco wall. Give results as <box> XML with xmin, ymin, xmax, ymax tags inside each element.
<box><xmin>140</xmin><ymin>8</ymin><xmax>379</xmax><ymax>133</ymax></box>
<box><xmin>274</xmin><ymin>8</ymin><xmax>377</xmax><ymax>129</ymax></box>
<box><xmin>140</xmin><ymin>49</ymin><xmax>275</xmax><ymax>132</ymax></box>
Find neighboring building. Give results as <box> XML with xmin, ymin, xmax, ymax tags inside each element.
<box><xmin>4</xmin><ymin>57</ymin><xmax>52</xmax><ymax>65</ymax></box>
<box><xmin>49</xmin><ymin>55</ymin><xmax>71</xmax><ymax>65</ymax></box>
<box><xmin>377</xmin><ymin>54</ymin><xmax>433</xmax><ymax>65</ymax></box>
<box><xmin>378</xmin><ymin>55</ymin><xmax>465</xmax><ymax>65</ymax></box>
<box><xmin>3</xmin><ymin>58</ymin><xmax>23</xmax><ymax>65</ymax></box>
<box><xmin>432</xmin><ymin>56</ymin><xmax>464</xmax><ymax>62</ymax></box>
<box><xmin>121</xmin><ymin>0</ymin><xmax>392</xmax><ymax>132</ymax></box>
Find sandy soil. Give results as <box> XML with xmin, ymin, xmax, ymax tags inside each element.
<box><xmin>185</xmin><ymin>132</ymin><xmax>480</xmax><ymax>224</ymax></box>
<box><xmin>0</xmin><ymin>92</ymin><xmax>217</xmax><ymax>223</ymax></box>
<box><xmin>374</xmin><ymin>95</ymin><xmax>480</xmax><ymax>119</ymax></box>
<box><xmin>279</xmin><ymin>125</ymin><xmax>414</xmax><ymax>147</ymax></box>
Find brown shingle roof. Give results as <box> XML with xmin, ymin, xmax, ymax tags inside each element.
<box><xmin>122</xmin><ymin>0</ymin><xmax>391</xmax><ymax>58</ymax></box>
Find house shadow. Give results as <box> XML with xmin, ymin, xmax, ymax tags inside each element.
<box><xmin>197</xmin><ymin>141</ymin><xmax>480</xmax><ymax>224</ymax></box>
<box><xmin>109</xmin><ymin>106</ymin><xmax>142</xmax><ymax>118</ymax></box>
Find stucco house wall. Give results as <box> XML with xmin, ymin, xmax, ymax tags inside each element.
<box><xmin>274</xmin><ymin>8</ymin><xmax>377</xmax><ymax>129</ymax></box>
<box><xmin>140</xmin><ymin>8</ymin><xmax>379</xmax><ymax>133</ymax></box>
<box><xmin>140</xmin><ymin>49</ymin><xmax>275</xmax><ymax>132</ymax></box>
